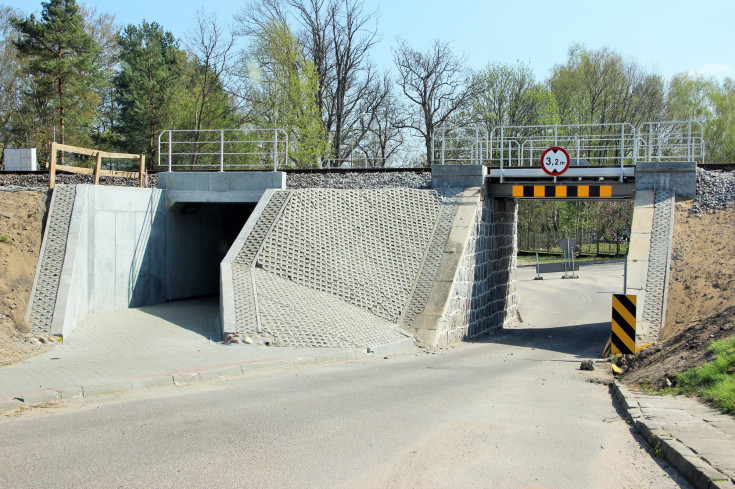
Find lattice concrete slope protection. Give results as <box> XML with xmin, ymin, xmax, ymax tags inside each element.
<box><xmin>226</xmin><ymin>188</ymin><xmax>460</xmax><ymax>348</ymax></box>
<box><xmin>26</xmin><ymin>185</ymin><xmax>76</xmax><ymax>335</ymax></box>
<box><xmin>641</xmin><ymin>189</ymin><xmax>675</xmax><ymax>341</ymax></box>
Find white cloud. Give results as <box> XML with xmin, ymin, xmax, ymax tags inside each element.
<box><xmin>687</xmin><ymin>64</ymin><xmax>735</xmax><ymax>78</ymax></box>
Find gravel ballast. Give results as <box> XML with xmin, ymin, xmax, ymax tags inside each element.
<box><xmin>2</xmin><ymin>167</ymin><xmax>732</xmax><ymax>201</ymax></box>
<box><xmin>691</xmin><ymin>167</ymin><xmax>735</xmax><ymax>213</ymax></box>
<box><xmin>286</xmin><ymin>171</ymin><xmax>431</xmax><ymax>189</ymax></box>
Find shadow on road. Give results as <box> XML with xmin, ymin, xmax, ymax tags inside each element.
<box><xmin>469</xmin><ymin>321</ymin><xmax>611</xmax><ymax>359</ymax></box>
<box><xmin>134</xmin><ymin>296</ymin><xmax>220</xmax><ymax>341</ymax></box>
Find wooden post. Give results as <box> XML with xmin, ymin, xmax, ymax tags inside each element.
<box><xmin>139</xmin><ymin>154</ymin><xmax>146</xmax><ymax>188</ymax></box>
<box><xmin>49</xmin><ymin>141</ymin><xmax>57</xmax><ymax>190</ymax></box>
<box><xmin>94</xmin><ymin>151</ymin><xmax>102</xmax><ymax>185</ymax></box>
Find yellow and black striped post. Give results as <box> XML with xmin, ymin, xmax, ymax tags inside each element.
<box><xmin>611</xmin><ymin>294</ymin><xmax>636</xmax><ymax>355</ymax></box>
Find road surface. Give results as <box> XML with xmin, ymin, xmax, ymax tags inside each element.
<box><xmin>0</xmin><ymin>263</ymin><xmax>691</xmax><ymax>488</ymax></box>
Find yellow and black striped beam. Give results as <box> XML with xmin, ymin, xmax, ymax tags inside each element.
<box><xmin>512</xmin><ymin>185</ymin><xmax>613</xmax><ymax>198</ymax></box>
<box><xmin>611</xmin><ymin>294</ymin><xmax>636</xmax><ymax>355</ymax></box>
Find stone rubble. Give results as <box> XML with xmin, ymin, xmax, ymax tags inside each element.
<box><xmin>223</xmin><ymin>332</ymin><xmax>276</xmax><ymax>346</ymax></box>
<box><xmin>286</xmin><ymin>171</ymin><xmax>431</xmax><ymax>189</ymax></box>
<box><xmin>0</xmin><ymin>172</ymin><xmax>158</xmax><ymax>189</ymax></box>
<box><xmin>691</xmin><ymin>167</ymin><xmax>735</xmax><ymax>213</ymax></box>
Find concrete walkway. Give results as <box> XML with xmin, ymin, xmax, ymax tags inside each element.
<box><xmin>615</xmin><ymin>382</ymin><xmax>735</xmax><ymax>489</ymax></box>
<box><xmin>0</xmin><ymin>298</ymin><xmax>386</xmax><ymax>410</ymax></box>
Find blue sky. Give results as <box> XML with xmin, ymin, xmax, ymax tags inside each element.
<box><xmin>8</xmin><ymin>0</ymin><xmax>735</xmax><ymax>82</ymax></box>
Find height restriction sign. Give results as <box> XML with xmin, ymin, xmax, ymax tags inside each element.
<box><xmin>540</xmin><ymin>147</ymin><xmax>570</xmax><ymax>176</ymax></box>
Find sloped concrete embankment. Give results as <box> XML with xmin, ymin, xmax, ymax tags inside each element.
<box><xmin>627</xmin><ymin>161</ymin><xmax>695</xmax><ymax>344</ymax></box>
<box><xmin>221</xmin><ymin>187</ymin><xmax>518</xmax><ymax>349</ymax></box>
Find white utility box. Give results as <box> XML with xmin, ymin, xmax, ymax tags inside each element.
<box><xmin>3</xmin><ymin>148</ymin><xmax>37</xmax><ymax>171</ymax></box>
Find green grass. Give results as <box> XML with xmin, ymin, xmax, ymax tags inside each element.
<box><xmin>673</xmin><ymin>336</ymin><xmax>735</xmax><ymax>415</ymax></box>
<box><xmin>0</xmin><ymin>234</ymin><xmax>9</xmax><ymax>243</ymax></box>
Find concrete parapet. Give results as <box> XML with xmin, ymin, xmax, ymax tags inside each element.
<box><xmin>159</xmin><ymin>171</ymin><xmax>286</xmax><ymax>208</ymax></box>
<box><xmin>431</xmin><ymin>164</ymin><xmax>487</xmax><ymax>189</ymax></box>
<box><xmin>635</xmin><ymin>161</ymin><xmax>696</xmax><ymax>200</ymax></box>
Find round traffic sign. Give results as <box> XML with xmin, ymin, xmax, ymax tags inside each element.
<box><xmin>540</xmin><ymin>147</ymin><xmax>570</xmax><ymax>176</ymax></box>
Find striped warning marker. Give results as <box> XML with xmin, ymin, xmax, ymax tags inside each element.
<box><xmin>602</xmin><ymin>335</ymin><xmax>612</xmax><ymax>358</ymax></box>
<box><xmin>611</xmin><ymin>294</ymin><xmax>636</xmax><ymax>355</ymax></box>
<box><xmin>511</xmin><ymin>185</ymin><xmax>613</xmax><ymax>198</ymax></box>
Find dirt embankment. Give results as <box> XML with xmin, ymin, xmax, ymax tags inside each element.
<box><xmin>622</xmin><ymin>202</ymin><xmax>735</xmax><ymax>387</ymax></box>
<box><xmin>0</xmin><ymin>190</ymin><xmax>55</xmax><ymax>366</ymax></box>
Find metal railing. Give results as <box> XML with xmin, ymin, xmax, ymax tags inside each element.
<box><xmin>489</xmin><ymin>123</ymin><xmax>638</xmax><ymax>170</ymax></box>
<box><xmin>157</xmin><ymin>128</ymin><xmax>289</xmax><ymax>171</ymax></box>
<box><xmin>637</xmin><ymin>121</ymin><xmax>705</xmax><ymax>163</ymax></box>
<box><xmin>432</xmin><ymin>126</ymin><xmax>489</xmax><ymax>165</ymax></box>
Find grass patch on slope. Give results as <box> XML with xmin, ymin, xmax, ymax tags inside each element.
<box><xmin>674</xmin><ymin>336</ymin><xmax>735</xmax><ymax>414</ymax></box>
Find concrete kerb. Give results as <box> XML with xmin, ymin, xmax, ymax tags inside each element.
<box><xmin>0</xmin><ymin>349</ymin><xmax>372</xmax><ymax>416</ymax></box>
<box><xmin>612</xmin><ymin>381</ymin><xmax>734</xmax><ymax>489</ymax></box>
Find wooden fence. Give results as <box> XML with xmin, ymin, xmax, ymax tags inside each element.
<box><xmin>49</xmin><ymin>142</ymin><xmax>146</xmax><ymax>189</ymax></box>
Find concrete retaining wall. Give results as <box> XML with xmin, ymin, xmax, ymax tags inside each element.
<box><xmin>51</xmin><ymin>186</ymin><xmax>167</xmax><ymax>338</ymax></box>
<box><xmin>49</xmin><ymin>186</ymin><xmax>254</xmax><ymax>338</ymax></box>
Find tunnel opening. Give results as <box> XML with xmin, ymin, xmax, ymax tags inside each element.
<box><xmin>166</xmin><ymin>202</ymin><xmax>256</xmax><ymax>302</ymax></box>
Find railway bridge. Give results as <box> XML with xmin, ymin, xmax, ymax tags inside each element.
<box><xmin>25</xmin><ymin>122</ymin><xmax>699</xmax><ymax>350</ymax></box>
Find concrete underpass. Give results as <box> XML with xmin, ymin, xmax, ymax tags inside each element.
<box><xmin>25</xmin><ymin>162</ymin><xmax>696</xmax><ymax>354</ymax></box>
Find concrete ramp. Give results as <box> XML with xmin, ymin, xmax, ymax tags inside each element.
<box><xmin>221</xmin><ymin>187</ymin><xmax>519</xmax><ymax>349</ymax></box>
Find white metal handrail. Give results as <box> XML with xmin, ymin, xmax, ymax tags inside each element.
<box><xmin>637</xmin><ymin>121</ymin><xmax>705</xmax><ymax>163</ymax></box>
<box><xmin>488</xmin><ymin>123</ymin><xmax>637</xmax><ymax>182</ymax></box>
<box><xmin>432</xmin><ymin>126</ymin><xmax>489</xmax><ymax>166</ymax></box>
<box><xmin>157</xmin><ymin>128</ymin><xmax>289</xmax><ymax>171</ymax></box>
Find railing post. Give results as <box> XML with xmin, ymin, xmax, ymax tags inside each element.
<box><xmin>139</xmin><ymin>154</ymin><xmax>146</xmax><ymax>188</ymax></box>
<box><xmin>94</xmin><ymin>151</ymin><xmax>102</xmax><ymax>185</ymax></box>
<box><xmin>273</xmin><ymin>129</ymin><xmax>278</xmax><ymax>171</ymax></box>
<box><xmin>475</xmin><ymin>126</ymin><xmax>482</xmax><ymax>165</ymax></box>
<box><xmin>49</xmin><ymin>141</ymin><xmax>57</xmax><ymax>190</ymax></box>
<box><xmin>620</xmin><ymin>124</ymin><xmax>624</xmax><ymax>182</ymax></box>
<box><xmin>168</xmin><ymin>131</ymin><xmax>172</xmax><ymax>172</ymax></box>
<box><xmin>687</xmin><ymin>121</ymin><xmax>692</xmax><ymax>161</ymax></box>
<box><xmin>529</xmin><ymin>140</ymin><xmax>533</xmax><ymax>167</ymax></box>
<box><xmin>431</xmin><ymin>131</ymin><xmax>434</xmax><ymax>166</ymax></box>
<box><xmin>441</xmin><ymin>126</ymin><xmax>446</xmax><ymax>165</ymax></box>
<box><xmin>499</xmin><ymin>126</ymin><xmax>504</xmax><ymax>183</ymax></box>
<box><xmin>220</xmin><ymin>129</ymin><xmax>224</xmax><ymax>172</ymax></box>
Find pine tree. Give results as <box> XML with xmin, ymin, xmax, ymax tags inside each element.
<box><xmin>114</xmin><ymin>21</ymin><xmax>183</xmax><ymax>167</ymax></box>
<box><xmin>12</xmin><ymin>0</ymin><xmax>100</xmax><ymax>147</ymax></box>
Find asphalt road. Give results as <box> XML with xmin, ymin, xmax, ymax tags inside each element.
<box><xmin>0</xmin><ymin>263</ymin><xmax>692</xmax><ymax>488</ymax></box>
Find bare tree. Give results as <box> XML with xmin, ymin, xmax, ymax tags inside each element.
<box><xmin>236</xmin><ymin>0</ymin><xmax>379</xmax><ymax>163</ymax></box>
<box><xmin>184</xmin><ymin>11</ymin><xmax>244</xmax><ymax>166</ymax></box>
<box><xmin>187</xmin><ymin>11</ymin><xmax>238</xmax><ymax>123</ymax></box>
<box><xmin>354</xmin><ymin>73</ymin><xmax>404</xmax><ymax>166</ymax></box>
<box><xmin>393</xmin><ymin>38</ymin><xmax>474</xmax><ymax>166</ymax></box>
